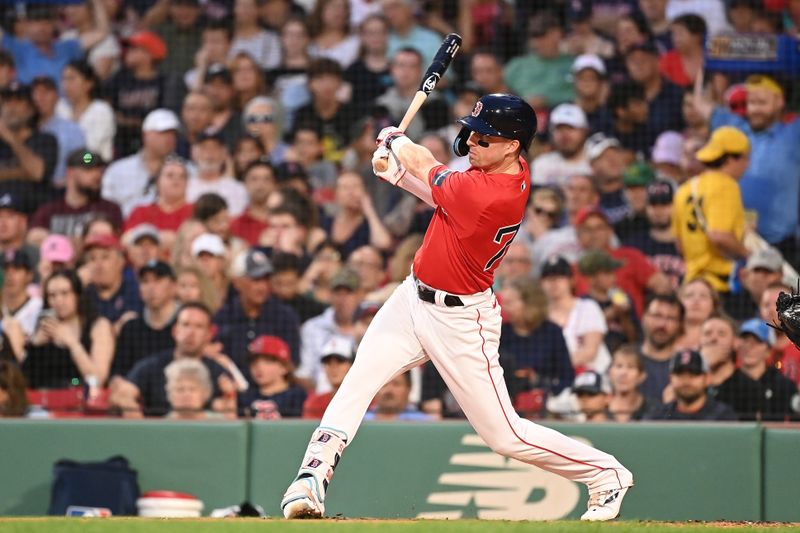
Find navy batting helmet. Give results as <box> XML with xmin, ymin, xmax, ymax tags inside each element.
<box><xmin>453</xmin><ymin>93</ymin><xmax>537</xmax><ymax>157</ymax></box>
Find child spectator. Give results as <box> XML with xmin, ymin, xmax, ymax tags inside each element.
<box><xmin>302</xmin><ymin>336</ymin><xmax>354</xmax><ymax>419</ymax></box>
<box><xmin>608</xmin><ymin>345</ymin><xmax>653</xmax><ymax>422</ymax></box>
<box><xmin>572</xmin><ymin>371</ymin><xmax>612</xmax><ymax>422</ymax></box>
<box><xmin>238</xmin><ymin>335</ymin><xmax>307</xmax><ymax>419</ymax></box>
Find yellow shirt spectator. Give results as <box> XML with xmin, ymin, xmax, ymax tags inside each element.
<box><xmin>672</xmin><ymin>170</ymin><xmax>745</xmax><ymax>291</ymax></box>
<box><xmin>672</xmin><ymin>126</ymin><xmax>751</xmax><ymax>292</ymax></box>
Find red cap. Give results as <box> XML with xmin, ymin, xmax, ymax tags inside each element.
<box><xmin>128</xmin><ymin>31</ymin><xmax>167</xmax><ymax>61</ymax></box>
<box><xmin>574</xmin><ymin>206</ymin><xmax>610</xmax><ymax>227</ymax></box>
<box><xmin>83</xmin><ymin>233</ymin><xmax>122</xmax><ymax>251</ymax></box>
<box><xmin>247</xmin><ymin>335</ymin><xmax>291</xmax><ymax>364</ymax></box>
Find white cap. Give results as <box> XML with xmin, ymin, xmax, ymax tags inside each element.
<box><xmin>321</xmin><ymin>335</ymin><xmax>355</xmax><ymax>361</ymax></box>
<box><xmin>549</xmin><ymin>103</ymin><xmax>588</xmax><ymax>129</ymax></box>
<box><xmin>142</xmin><ymin>108</ymin><xmax>180</xmax><ymax>133</ymax></box>
<box><xmin>571</xmin><ymin>54</ymin><xmax>606</xmax><ymax>75</ymax></box>
<box><xmin>585</xmin><ymin>132</ymin><xmax>621</xmax><ymax>162</ymax></box>
<box><xmin>652</xmin><ymin>131</ymin><xmax>684</xmax><ymax>166</ymax></box>
<box><xmin>191</xmin><ymin>233</ymin><xmax>226</xmax><ymax>257</ymax></box>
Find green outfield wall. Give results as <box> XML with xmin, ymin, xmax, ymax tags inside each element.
<box><xmin>0</xmin><ymin>420</ymin><xmax>796</xmax><ymax>521</ymax></box>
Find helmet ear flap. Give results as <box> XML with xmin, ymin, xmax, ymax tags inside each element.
<box><xmin>453</xmin><ymin>127</ymin><xmax>470</xmax><ymax>157</ymax></box>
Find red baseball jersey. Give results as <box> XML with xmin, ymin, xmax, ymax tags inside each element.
<box><xmin>413</xmin><ymin>158</ymin><xmax>530</xmax><ymax>295</ymax></box>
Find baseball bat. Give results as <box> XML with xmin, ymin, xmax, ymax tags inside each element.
<box><xmin>374</xmin><ymin>33</ymin><xmax>462</xmax><ymax>172</ymax></box>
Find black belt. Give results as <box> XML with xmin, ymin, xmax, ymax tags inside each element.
<box><xmin>416</xmin><ymin>284</ymin><xmax>464</xmax><ymax>307</ymax></box>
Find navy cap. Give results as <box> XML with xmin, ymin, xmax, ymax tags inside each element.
<box><xmin>245</xmin><ymin>249</ymin><xmax>274</xmax><ymax>279</ymax></box>
<box><xmin>669</xmin><ymin>349</ymin><xmax>707</xmax><ymax>374</ymax></box>
<box><xmin>138</xmin><ymin>260</ymin><xmax>176</xmax><ymax>280</ymax></box>
<box><xmin>647</xmin><ymin>179</ymin><xmax>674</xmax><ymax>205</ymax></box>
<box><xmin>204</xmin><ymin>63</ymin><xmax>232</xmax><ymax>84</ymax></box>
<box><xmin>573</xmin><ymin>371</ymin><xmax>608</xmax><ymax>395</ymax></box>
<box><xmin>2</xmin><ymin>249</ymin><xmax>32</xmax><ymax>270</ymax></box>
<box><xmin>0</xmin><ymin>192</ymin><xmax>24</xmax><ymax>213</ymax></box>
<box><xmin>540</xmin><ymin>256</ymin><xmax>573</xmax><ymax>278</ymax></box>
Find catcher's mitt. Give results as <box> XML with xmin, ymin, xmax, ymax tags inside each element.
<box><xmin>769</xmin><ymin>280</ymin><xmax>800</xmax><ymax>348</ymax></box>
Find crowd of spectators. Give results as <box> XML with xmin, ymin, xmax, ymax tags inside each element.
<box><xmin>0</xmin><ymin>0</ymin><xmax>799</xmax><ymax>423</ymax></box>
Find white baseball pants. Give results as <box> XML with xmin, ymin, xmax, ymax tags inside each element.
<box><xmin>320</xmin><ymin>275</ymin><xmax>632</xmax><ymax>493</ymax></box>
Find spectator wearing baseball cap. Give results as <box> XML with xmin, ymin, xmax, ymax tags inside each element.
<box><xmin>715</xmin><ymin>319</ymin><xmax>798</xmax><ymax>421</ymax></box>
<box><xmin>531</xmin><ymin>104</ymin><xmax>592</xmax><ymax>188</ymax></box>
<box><xmin>504</xmin><ymin>11</ymin><xmax>575</xmax><ymax>109</ymax></box>
<box><xmin>38</xmin><ymin>234</ymin><xmax>75</xmax><ymax>283</ymax></box>
<box><xmin>30</xmin><ymin>75</ymin><xmax>86</xmax><ymax>187</ymax></box>
<box><xmin>29</xmin><ymin>149</ymin><xmax>122</xmax><ymax>249</ymax></box>
<box><xmin>651</xmin><ymin>131</ymin><xmax>685</xmax><ymax>183</ymax></box>
<box><xmin>644</xmin><ymin>349</ymin><xmax>738</xmax><ymax>421</ymax></box>
<box><xmin>725</xmin><ymin>247</ymin><xmax>786</xmax><ymax>321</ymax></box>
<box><xmin>302</xmin><ymin>336</ymin><xmax>355</xmax><ymax>419</ymax></box>
<box><xmin>111</xmin><ymin>260</ymin><xmax>179</xmax><ymax>378</ymax></box>
<box><xmin>0</xmin><ymin>192</ymin><xmax>40</xmax><ymax>267</ymax></box>
<box><xmin>296</xmin><ymin>267</ymin><xmax>361</xmax><ymax>392</ymax></box>
<box><xmin>539</xmin><ymin>255</ymin><xmax>612</xmax><ymax>374</ymax></box>
<box><xmin>124</xmin><ymin>224</ymin><xmax>162</xmax><ymax>273</ymax></box>
<box><xmin>215</xmin><ymin>248</ymin><xmax>301</xmax><ymax>380</ymax></box>
<box><xmin>1</xmin><ymin>249</ymin><xmax>43</xmax><ymax>340</ymax></box>
<box><xmin>584</xmin><ymin>132</ymin><xmax>631</xmax><ymax>227</ymax></box>
<box><xmin>622</xmin><ymin>180</ymin><xmax>686</xmax><ymax>289</ymax></box>
<box><xmin>102</xmin><ymin>108</ymin><xmax>181</xmax><ymax>218</ymax></box>
<box><xmin>105</xmin><ymin>31</ymin><xmax>168</xmax><ymax>157</ymax></box>
<box><xmin>572</xmin><ymin>371</ymin><xmax>612</xmax><ymax>422</ymax></box>
<box><xmin>570</xmin><ymin>54</ymin><xmax>613</xmax><ymax>134</ymax></box>
<box><xmin>573</xmin><ymin>205</ymin><xmax>671</xmax><ymax>317</ymax></box>
<box><xmin>190</xmin><ymin>232</ymin><xmax>229</xmax><ymax>306</ymax></box>
<box><xmin>578</xmin><ymin>251</ymin><xmax>639</xmax><ymax>352</ymax></box>
<box><xmin>672</xmin><ymin>126</ymin><xmax>750</xmax><ymax>293</ymax></box>
<box><xmin>239</xmin><ymin>335</ymin><xmax>307</xmax><ymax>419</ymax></box>
<box><xmin>615</xmin><ymin>161</ymin><xmax>656</xmax><ymax>241</ymax></box>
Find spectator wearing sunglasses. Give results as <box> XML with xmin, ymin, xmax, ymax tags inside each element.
<box><xmin>242</xmin><ymin>96</ymin><xmax>287</xmax><ymax>163</ymax></box>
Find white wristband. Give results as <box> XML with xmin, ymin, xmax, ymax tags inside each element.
<box><xmin>389</xmin><ymin>135</ymin><xmax>413</xmax><ymax>156</ymax></box>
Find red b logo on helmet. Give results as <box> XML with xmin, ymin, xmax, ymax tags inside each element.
<box><xmin>471</xmin><ymin>101</ymin><xmax>483</xmax><ymax>117</ymax></box>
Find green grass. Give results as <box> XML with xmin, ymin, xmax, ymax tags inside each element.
<box><xmin>0</xmin><ymin>519</ymin><xmax>796</xmax><ymax>533</ymax></box>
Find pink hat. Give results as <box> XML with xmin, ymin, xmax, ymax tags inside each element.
<box><xmin>41</xmin><ymin>234</ymin><xmax>74</xmax><ymax>263</ymax></box>
<box><xmin>652</xmin><ymin>131</ymin><xmax>684</xmax><ymax>166</ymax></box>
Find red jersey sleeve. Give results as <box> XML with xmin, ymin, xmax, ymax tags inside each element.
<box><xmin>428</xmin><ymin>165</ymin><xmax>483</xmax><ymax>237</ymax></box>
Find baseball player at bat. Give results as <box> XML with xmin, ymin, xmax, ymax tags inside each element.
<box><xmin>280</xmin><ymin>94</ymin><xmax>634</xmax><ymax>521</ymax></box>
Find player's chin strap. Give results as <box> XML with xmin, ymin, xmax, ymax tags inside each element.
<box><xmin>293</xmin><ymin>427</ymin><xmax>348</xmax><ymax>501</ymax></box>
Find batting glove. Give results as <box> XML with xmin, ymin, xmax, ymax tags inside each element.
<box><xmin>372</xmin><ymin>145</ymin><xmax>406</xmax><ymax>185</ymax></box>
<box><xmin>375</xmin><ymin>126</ymin><xmax>404</xmax><ymax>146</ymax></box>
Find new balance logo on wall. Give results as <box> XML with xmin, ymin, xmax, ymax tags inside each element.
<box><xmin>417</xmin><ymin>434</ymin><xmax>585</xmax><ymax>520</ymax></box>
